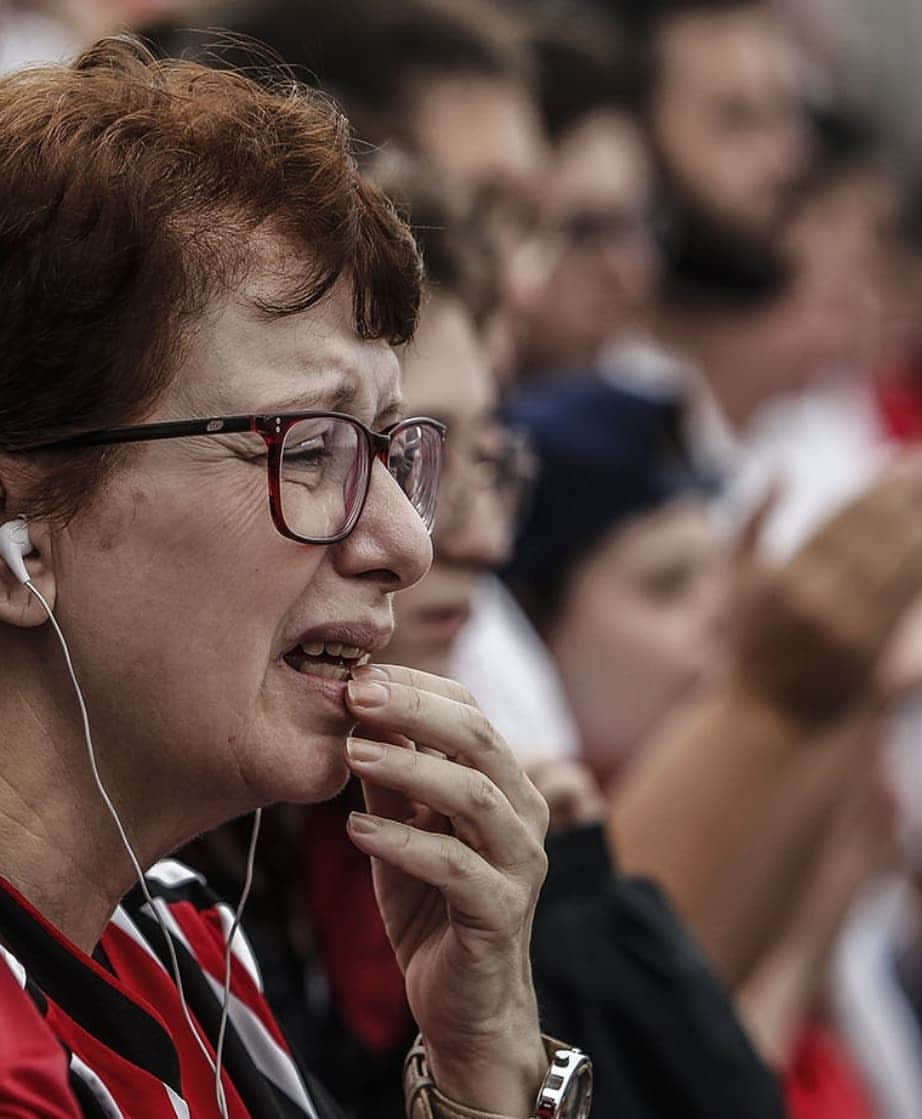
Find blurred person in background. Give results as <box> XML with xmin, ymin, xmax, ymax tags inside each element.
<box><xmin>515</xmin><ymin>4</ymin><xmax>660</xmax><ymax>381</ymax></box>
<box><xmin>625</xmin><ymin>0</ymin><xmax>807</xmax><ymax>287</ymax></box>
<box><xmin>570</xmin><ymin>0</ymin><xmax>813</xmax><ymax>462</ymax></box>
<box><xmin>717</xmin><ymin>109</ymin><xmax>899</xmax><ymax>557</ymax></box>
<box><xmin>502</xmin><ymin>380</ymin><xmax>723</xmax><ymax>785</ymax></box>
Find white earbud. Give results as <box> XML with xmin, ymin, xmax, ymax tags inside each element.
<box><xmin>0</xmin><ymin>517</ymin><xmax>32</xmax><ymax>585</ymax></box>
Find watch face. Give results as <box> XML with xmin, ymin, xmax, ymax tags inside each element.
<box><xmin>560</xmin><ymin>1060</ymin><xmax>593</xmax><ymax>1118</ymax></box>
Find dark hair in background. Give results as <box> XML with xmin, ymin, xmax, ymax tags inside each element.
<box><xmin>530</xmin><ymin>2</ymin><xmax>643</xmax><ymax>143</ymax></box>
<box><xmin>585</xmin><ymin>0</ymin><xmax>764</xmax><ymax>110</ymax></box>
<box><xmin>501</xmin><ymin>378</ymin><xmax>710</xmax><ymax>633</ymax></box>
<box><xmin>368</xmin><ymin>150</ymin><xmax>501</xmax><ymax>329</ymax></box>
<box><xmin>797</xmin><ymin>105</ymin><xmax>885</xmax><ymax>205</ymax></box>
<box><xmin>149</xmin><ymin>0</ymin><xmax>532</xmax><ymax>149</ymax></box>
<box><xmin>0</xmin><ymin>36</ymin><xmax>421</xmax><ymax>521</ymax></box>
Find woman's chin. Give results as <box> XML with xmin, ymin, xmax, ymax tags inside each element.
<box><xmin>241</xmin><ymin>726</ymin><xmax>354</xmax><ymax>808</ymax></box>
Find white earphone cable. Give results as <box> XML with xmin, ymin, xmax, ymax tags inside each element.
<box><xmin>26</xmin><ymin>579</ymin><xmax>261</xmax><ymax>1119</ymax></box>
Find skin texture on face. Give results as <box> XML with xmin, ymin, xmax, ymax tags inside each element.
<box><xmin>385</xmin><ymin>294</ymin><xmax>509</xmax><ymax>676</ymax></box>
<box><xmin>28</xmin><ymin>256</ymin><xmax>433</xmax><ymax>866</ymax></box>
<box><xmin>652</xmin><ymin>6</ymin><xmax>807</xmax><ymax>236</ymax></box>
<box><xmin>523</xmin><ymin>109</ymin><xmax>658</xmax><ymax>371</ymax></box>
<box><xmin>547</xmin><ymin>500</ymin><xmax>726</xmax><ymax>788</ymax></box>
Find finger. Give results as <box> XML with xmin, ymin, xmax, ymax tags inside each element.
<box><xmin>345</xmin><ymin>677</ymin><xmax>548</xmax><ymax>833</ymax></box>
<box><xmin>350</xmin><ymin>735</ymin><xmax>419</xmax><ymax>825</ymax></box>
<box><xmin>354</xmin><ymin>663</ymin><xmax>478</xmax><ymax>707</ymax></box>
<box><xmin>346</xmin><ymin>812</ymin><xmax>543</xmax><ymax>929</ymax></box>
<box><xmin>346</xmin><ymin>737</ymin><xmax>538</xmax><ymax>866</ymax></box>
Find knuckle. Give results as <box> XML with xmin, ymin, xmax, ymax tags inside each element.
<box><xmin>405</xmin><ymin>686</ymin><xmax>425</xmax><ymax>719</ymax></box>
<box><xmin>453</xmin><ymin>682</ymin><xmax>478</xmax><ymax>708</ymax></box>
<box><xmin>465</xmin><ymin>706</ymin><xmax>499</xmax><ymax>753</ymax></box>
<box><xmin>438</xmin><ymin>835</ymin><xmax>468</xmax><ymax>879</ymax></box>
<box><xmin>468</xmin><ymin>772</ymin><xmax>504</xmax><ymax>814</ymax></box>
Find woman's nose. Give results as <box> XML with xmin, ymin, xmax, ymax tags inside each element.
<box><xmin>335</xmin><ymin>458</ymin><xmax>433</xmax><ymax>590</ymax></box>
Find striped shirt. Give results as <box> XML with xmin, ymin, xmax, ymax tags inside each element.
<box><xmin>0</xmin><ymin>860</ymin><xmax>342</xmax><ymax>1118</ymax></box>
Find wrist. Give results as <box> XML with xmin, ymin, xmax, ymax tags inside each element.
<box><xmin>425</xmin><ymin>1025</ymin><xmax>547</xmax><ymax>1117</ymax></box>
<box><xmin>720</xmin><ymin>677</ymin><xmax>818</xmax><ymax>741</ymax></box>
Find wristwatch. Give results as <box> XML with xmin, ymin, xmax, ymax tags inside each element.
<box><xmin>404</xmin><ymin>1035</ymin><xmax>593</xmax><ymax>1119</ymax></box>
<box><xmin>533</xmin><ymin>1047</ymin><xmax>592</xmax><ymax>1119</ymax></box>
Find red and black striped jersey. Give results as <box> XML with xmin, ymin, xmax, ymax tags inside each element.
<box><xmin>0</xmin><ymin>860</ymin><xmax>342</xmax><ymax>1118</ymax></box>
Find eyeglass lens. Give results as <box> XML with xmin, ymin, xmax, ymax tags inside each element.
<box><xmin>277</xmin><ymin>417</ymin><xmax>442</xmax><ymax>542</ymax></box>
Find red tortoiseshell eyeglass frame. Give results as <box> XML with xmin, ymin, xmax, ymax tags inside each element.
<box><xmin>20</xmin><ymin>412</ymin><xmax>447</xmax><ymax>545</ymax></box>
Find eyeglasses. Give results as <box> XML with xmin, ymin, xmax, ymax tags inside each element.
<box><xmin>437</xmin><ymin>426</ymin><xmax>538</xmax><ymax>537</ymax></box>
<box><xmin>22</xmin><ymin>412</ymin><xmax>447</xmax><ymax>545</ymax></box>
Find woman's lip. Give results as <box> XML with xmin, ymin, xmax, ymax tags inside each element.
<box><xmin>280</xmin><ymin>658</ymin><xmax>351</xmax><ymax>715</ymax></box>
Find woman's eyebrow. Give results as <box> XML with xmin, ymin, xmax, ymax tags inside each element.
<box><xmin>259</xmin><ymin>381</ymin><xmax>358</xmax><ymax>415</ymax></box>
<box><xmin>374</xmin><ymin>395</ymin><xmax>406</xmax><ymax>428</ymax></box>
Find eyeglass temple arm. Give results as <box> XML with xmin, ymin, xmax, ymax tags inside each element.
<box><xmin>19</xmin><ymin>416</ymin><xmax>259</xmax><ymax>451</ymax></box>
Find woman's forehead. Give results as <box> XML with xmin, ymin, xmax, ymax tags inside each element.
<box><xmin>163</xmin><ymin>274</ymin><xmax>401</xmax><ymax>421</ymax></box>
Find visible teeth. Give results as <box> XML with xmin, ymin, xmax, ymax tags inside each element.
<box><xmin>295</xmin><ymin>640</ymin><xmax>368</xmax><ymax>662</ymax></box>
<box><xmin>356</xmin><ymin>654</ymin><xmax>370</xmax><ymax>667</ymax></box>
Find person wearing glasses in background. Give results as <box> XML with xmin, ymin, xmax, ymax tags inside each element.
<box><xmin>0</xmin><ymin>41</ymin><xmax>592</xmax><ymax>1119</ymax></box>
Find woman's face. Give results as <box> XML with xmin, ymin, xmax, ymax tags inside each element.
<box><xmin>385</xmin><ymin>294</ymin><xmax>511</xmax><ymax>676</ymax></box>
<box><xmin>40</xmin><ymin>258</ymin><xmax>432</xmax><ymax>839</ymax></box>
<box><xmin>547</xmin><ymin>500</ymin><xmax>725</xmax><ymax>785</ymax></box>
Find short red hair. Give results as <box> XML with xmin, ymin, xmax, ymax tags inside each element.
<box><xmin>0</xmin><ymin>36</ymin><xmax>422</xmax><ymax>517</ymax></box>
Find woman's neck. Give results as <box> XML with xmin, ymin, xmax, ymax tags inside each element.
<box><xmin>0</xmin><ymin>654</ymin><xmax>151</xmax><ymax>951</ymax></box>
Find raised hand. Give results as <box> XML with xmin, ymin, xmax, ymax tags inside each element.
<box><xmin>733</xmin><ymin>458</ymin><xmax>922</xmax><ymax>725</ymax></box>
<box><xmin>343</xmin><ymin>663</ymin><xmax>550</xmax><ymax>1117</ymax></box>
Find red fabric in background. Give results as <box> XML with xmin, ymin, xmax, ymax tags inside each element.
<box><xmin>876</xmin><ymin>355</ymin><xmax>922</xmax><ymax>444</ymax></box>
<box><xmin>0</xmin><ymin>962</ymin><xmax>81</xmax><ymax>1118</ymax></box>
<box><xmin>300</xmin><ymin>795</ymin><xmax>413</xmax><ymax>1054</ymax></box>
<box><xmin>784</xmin><ymin>1021</ymin><xmax>874</xmax><ymax>1119</ymax></box>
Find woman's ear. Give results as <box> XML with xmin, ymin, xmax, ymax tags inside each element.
<box><xmin>0</xmin><ymin>514</ymin><xmax>57</xmax><ymax>628</ymax></box>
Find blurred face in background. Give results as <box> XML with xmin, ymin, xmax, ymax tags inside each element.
<box><xmin>522</xmin><ymin>109</ymin><xmax>658</xmax><ymax>373</ymax></box>
<box><xmin>703</xmin><ymin>162</ymin><xmax>896</xmax><ymax>416</ymax></box>
<box><xmin>385</xmin><ymin>293</ymin><xmax>516</xmax><ymax>675</ymax></box>
<box><xmin>408</xmin><ymin>72</ymin><xmax>550</xmax><ymax>382</ymax></box>
<box><xmin>547</xmin><ymin>499</ymin><xmax>726</xmax><ymax>786</ymax></box>
<box><xmin>410</xmin><ymin>74</ymin><xmax>547</xmax><ymax>205</ymax></box>
<box><xmin>651</xmin><ymin>5</ymin><xmax>807</xmax><ymax>237</ymax></box>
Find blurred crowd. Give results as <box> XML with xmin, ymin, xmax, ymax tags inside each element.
<box><xmin>7</xmin><ymin>0</ymin><xmax>922</xmax><ymax>1116</ymax></box>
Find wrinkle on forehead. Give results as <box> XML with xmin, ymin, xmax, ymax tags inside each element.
<box><xmin>164</xmin><ymin>263</ymin><xmax>401</xmax><ymax>420</ymax></box>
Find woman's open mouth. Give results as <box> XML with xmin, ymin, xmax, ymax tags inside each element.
<box><xmin>283</xmin><ymin>640</ymin><xmax>371</xmax><ymax>681</ymax></box>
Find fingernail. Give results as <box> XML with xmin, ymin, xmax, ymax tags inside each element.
<box><xmin>348</xmin><ymin>811</ymin><xmax>380</xmax><ymax>835</ymax></box>
<box><xmin>347</xmin><ymin>679</ymin><xmax>389</xmax><ymax>708</ymax></box>
<box><xmin>351</xmin><ymin>664</ymin><xmax>389</xmax><ymax>682</ymax></box>
<box><xmin>347</xmin><ymin>737</ymin><xmax>387</xmax><ymax>763</ymax></box>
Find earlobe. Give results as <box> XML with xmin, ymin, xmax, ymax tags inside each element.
<box><xmin>0</xmin><ymin>519</ymin><xmax>57</xmax><ymax>629</ymax></box>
